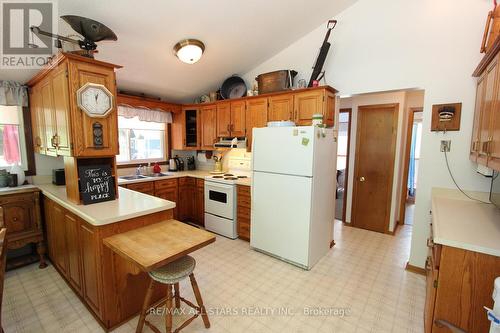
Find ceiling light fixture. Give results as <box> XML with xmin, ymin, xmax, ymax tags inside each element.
<box><xmin>173</xmin><ymin>39</ymin><xmax>205</xmax><ymax>64</ymax></box>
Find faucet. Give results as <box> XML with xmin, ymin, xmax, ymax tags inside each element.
<box><xmin>136</xmin><ymin>165</ymin><xmax>142</xmax><ymax>176</ymax></box>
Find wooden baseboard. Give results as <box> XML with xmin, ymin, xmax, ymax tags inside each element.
<box><xmin>405</xmin><ymin>261</ymin><xmax>426</xmax><ymax>276</ymax></box>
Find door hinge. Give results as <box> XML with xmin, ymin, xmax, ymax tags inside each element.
<box><xmin>65</xmin><ymin>71</ymin><xmax>68</xmax><ymax>78</ymax></box>
<box><xmin>433</xmin><ymin>280</ymin><xmax>438</xmax><ymax>288</ymax></box>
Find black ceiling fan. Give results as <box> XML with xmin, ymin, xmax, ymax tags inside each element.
<box><xmin>30</xmin><ymin>15</ymin><xmax>117</xmax><ymax>58</ymax></box>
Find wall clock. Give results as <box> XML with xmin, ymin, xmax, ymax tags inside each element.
<box><xmin>76</xmin><ymin>83</ymin><xmax>114</xmax><ymax>118</ymax></box>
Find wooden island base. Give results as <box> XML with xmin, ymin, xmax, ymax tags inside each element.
<box><xmin>43</xmin><ymin>196</ymin><xmax>174</xmax><ymax>331</ymax></box>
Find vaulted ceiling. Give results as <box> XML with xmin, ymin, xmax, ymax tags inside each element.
<box><xmin>1</xmin><ymin>0</ymin><xmax>357</xmax><ymax>102</ymax></box>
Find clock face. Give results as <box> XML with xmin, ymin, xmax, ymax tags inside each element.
<box><xmin>77</xmin><ymin>83</ymin><xmax>113</xmax><ymax>118</ymax></box>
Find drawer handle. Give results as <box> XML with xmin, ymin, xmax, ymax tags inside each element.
<box><xmin>12</xmin><ymin>217</ymin><xmax>18</xmax><ymax>222</ymax></box>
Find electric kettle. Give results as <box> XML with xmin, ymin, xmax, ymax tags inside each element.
<box><xmin>168</xmin><ymin>158</ymin><xmax>178</xmax><ymax>171</ymax></box>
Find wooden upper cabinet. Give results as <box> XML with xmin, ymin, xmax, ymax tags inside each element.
<box><xmin>216</xmin><ymin>101</ymin><xmax>246</xmax><ymax>137</ymax></box>
<box><xmin>51</xmin><ymin>63</ymin><xmax>72</xmax><ymax>156</ymax></box>
<box><xmin>172</xmin><ymin>107</ymin><xmax>200</xmax><ymax>150</ymax></box>
<box><xmin>471</xmin><ymin>50</ymin><xmax>500</xmax><ymax>171</ymax></box>
<box><xmin>268</xmin><ymin>94</ymin><xmax>293</xmax><ymax>121</ymax></box>
<box><xmin>68</xmin><ymin>60</ymin><xmax>118</xmax><ymax>157</ymax></box>
<box><xmin>39</xmin><ymin>77</ymin><xmax>57</xmax><ymax>156</ymax></box>
<box><xmin>471</xmin><ymin>73</ymin><xmax>487</xmax><ymax>161</ymax></box>
<box><xmin>490</xmin><ymin>77</ymin><xmax>500</xmax><ymax>169</ymax></box>
<box><xmin>217</xmin><ymin>102</ymin><xmax>231</xmax><ymax>137</ymax></box>
<box><xmin>200</xmin><ymin>104</ymin><xmax>217</xmax><ymax>149</ymax></box>
<box><xmin>29</xmin><ymin>85</ymin><xmax>47</xmax><ymax>155</ymax></box>
<box><xmin>230</xmin><ymin>100</ymin><xmax>246</xmax><ymax>137</ymax></box>
<box><xmin>294</xmin><ymin>89</ymin><xmax>325</xmax><ymax>125</ymax></box>
<box><xmin>246</xmin><ymin>98</ymin><xmax>268</xmax><ymax>151</ymax></box>
<box><xmin>28</xmin><ymin>53</ymin><xmax>121</xmax><ymax>158</ymax></box>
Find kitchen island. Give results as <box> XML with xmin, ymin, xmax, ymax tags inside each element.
<box><xmin>37</xmin><ymin>183</ymin><xmax>176</xmax><ymax>330</ymax></box>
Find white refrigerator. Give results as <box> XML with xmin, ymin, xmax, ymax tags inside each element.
<box><xmin>250</xmin><ymin>126</ymin><xmax>337</xmax><ymax>270</ymax></box>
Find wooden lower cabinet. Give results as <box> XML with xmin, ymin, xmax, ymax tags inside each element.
<box><xmin>125</xmin><ymin>181</ymin><xmax>155</xmax><ymax>195</ymax></box>
<box><xmin>195</xmin><ymin>179</ymin><xmax>205</xmax><ymax>227</ymax></box>
<box><xmin>425</xmin><ymin>240</ymin><xmax>500</xmax><ymax>333</ymax></box>
<box><xmin>0</xmin><ymin>189</ymin><xmax>47</xmax><ymax>269</ymax></box>
<box><xmin>178</xmin><ymin>177</ymin><xmax>196</xmax><ymax>222</ymax></box>
<box><xmin>43</xmin><ymin>196</ymin><xmax>173</xmax><ymax>329</ymax></box>
<box><xmin>237</xmin><ymin>185</ymin><xmax>251</xmax><ymax>241</ymax></box>
<box><xmin>154</xmin><ymin>179</ymin><xmax>179</xmax><ymax>219</ymax></box>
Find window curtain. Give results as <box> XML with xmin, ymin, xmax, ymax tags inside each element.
<box><xmin>0</xmin><ymin>81</ymin><xmax>27</xmax><ymax>166</ymax></box>
<box><xmin>0</xmin><ymin>81</ymin><xmax>28</xmax><ymax>107</ymax></box>
<box><xmin>117</xmin><ymin>105</ymin><xmax>172</xmax><ymax>123</ymax></box>
<box><xmin>407</xmin><ymin>123</ymin><xmax>418</xmax><ymax>197</ymax></box>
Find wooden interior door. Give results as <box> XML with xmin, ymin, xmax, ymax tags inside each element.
<box><xmin>68</xmin><ymin>60</ymin><xmax>118</xmax><ymax>157</ymax></box>
<box><xmin>217</xmin><ymin>102</ymin><xmax>231</xmax><ymax>137</ymax></box>
<box><xmin>294</xmin><ymin>89</ymin><xmax>324</xmax><ymax>125</ymax></box>
<box><xmin>351</xmin><ymin>104</ymin><xmax>398</xmax><ymax>233</ymax></box>
<box><xmin>200</xmin><ymin>104</ymin><xmax>217</xmax><ymax>149</ymax></box>
<box><xmin>246</xmin><ymin>97</ymin><xmax>268</xmax><ymax>151</ymax></box>
<box><xmin>51</xmin><ymin>63</ymin><xmax>72</xmax><ymax>156</ymax></box>
<box><xmin>268</xmin><ymin>94</ymin><xmax>293</xmax><ymax>121</ymax></box>
<box><xmin>230</xmin><ymin>100</ymin><xmax>246</xmax><ymax>137</ymax></box>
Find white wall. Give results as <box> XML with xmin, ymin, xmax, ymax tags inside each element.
<box><xmin>243</xmin><ymin>0</ymin><xmax>492</xmax><ymax>268</ymax></box>
<box><xmin>34</xmin><ymin>154</ymin><xmax>64</xmax><ymax>176</ymax></box>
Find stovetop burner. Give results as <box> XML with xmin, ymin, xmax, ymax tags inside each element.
<box><xmin>237</xmin><ymin>175</ymin><xmax>248</xmax><ymax>178</ymax></box>
<box><xmin>212</xmin><ymin>175</ymin><xmax>223</xmax><ymax>178</ymax></box>
<box><xmin>224</xmin><ymin>177</ymin><xmax>238</xmax><ymax>180</ymax></box>
<box><xmin>223</xmin><ymin>173</ymin><xmax>234</xmax><ymax>177</ymax></box>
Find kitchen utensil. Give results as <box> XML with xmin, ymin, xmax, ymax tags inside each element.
<box><xmin>52</xmin><ymin>168</ymin><xmax>66</xmax><ymax>185</ymax></box>
<box><xmin>220</xmin><ymin>75</ymin><xmax>247</xmax><ymax>99</ymax></box>
<box><xmin>153</xmin><ymin>163</ymin><xmax>162</xmax><ymax>173</ymax></box>
<box><xmin>10</xmin><ymin>164</ymin><xmax>25</xmax><ymax>185</ymax></box>
<box><xmin>168</xmin><ymin>158</ymin><xmax>178</xmax><ymax>171</ymax></box>
<box><xmin>187</xmin><ymin>156</ymin><xmax>196</xmax><ymax>170</ymax></box>
<box><xmin>256</xmin><ymin>70</ymin><xmax>298</xmax><ymax>94</ymax></box>
<box><xmin>8</xmin><ymin>173</ymin><xmax>18</xmax><ymax>187</ymax></box>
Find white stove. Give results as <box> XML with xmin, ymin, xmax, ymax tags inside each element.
<box><xmin>204</xmin><ymin>173</ymin><xmax>250</xmax><ymax>185</ymax></box>
<box><xmin>204</xmin><ymin>157</ymin><xmax>251</xmax><ymax>239</ymax></box>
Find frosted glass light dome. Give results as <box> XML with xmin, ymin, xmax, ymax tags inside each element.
<box><xmin>174</xmin><ymin>39</ymin><xmax>205</xmax><ymax>64</ymax></box>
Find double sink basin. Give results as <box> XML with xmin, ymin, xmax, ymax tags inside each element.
<box><xmin>119</xmin><ymin>173</ymin><xmax>174</xmax><ymax>181</ymax></box>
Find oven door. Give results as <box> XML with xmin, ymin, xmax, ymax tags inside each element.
<box><xmin>204</xmin><ymin>181</ymin><xmax>235</xmax><ymax>220</ymax></box>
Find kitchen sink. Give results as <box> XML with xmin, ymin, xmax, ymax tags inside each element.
<box><xmin>119</xmin><ymin>175</ymin><xmax>149</xmax><ymax>180</ymax></box>
<box><xmin>147</xmin><ymin>172</ymin><xmax>173</xmax><ymax>177</ymax></box>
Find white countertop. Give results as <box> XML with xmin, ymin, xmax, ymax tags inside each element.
<box><xmin>37</xmin><ymin>183</ymin><xmax>176</xmax><ymax>226</ymax></box>
<box><xmin>431</xmin><ymin>188</ymin><xmax>500</xmax><ymax>257</ymax></box>
<box><xmin>117</xmin><ymin>170</ymin><xmax>252</xmax><ymax>187</ymax></box>
<box><xmin>0</xmin><ymin>184</ymin><xmax>38</xmax><ymax>195</ymax></box>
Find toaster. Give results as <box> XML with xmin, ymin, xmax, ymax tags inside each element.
<box><xmin>52</xmin><ymin>168</ymin><xmax>66</xmax><ymax>185</ymax></box>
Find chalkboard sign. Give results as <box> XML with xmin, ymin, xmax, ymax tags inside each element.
<box><xmin>79</xmin><ymin>165</ymin><xmax>116</xmax><ymax>205</ymax></box>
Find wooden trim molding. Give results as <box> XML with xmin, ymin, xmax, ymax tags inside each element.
<box><xmin>405</xmin><ymin>261</ymin><xmax>426</xmax><ymax>276</ymax></box>
<box><xmin>22</xmin><ymin>106</ymin><xmax>36</xmax><ymax>176</ymax></box>
<box><xmin>339</xmin><ymin>108</ymin><xmax>352</xmax><ymax>224</ymax></box>
<box><xmin>117</xmin><ymin>94</ymin><xmax>181</xmax><ymax>114</ymax></box>
<box><xmin>473</xmin><ymin>35</ymin><xmax>500</xmax><ymax>77</ymax></box>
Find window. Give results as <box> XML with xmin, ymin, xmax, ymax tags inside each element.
<box><xmin>0</xmin><ymin>105</ymin><xmax>28</xmax><ymax>170</ymax></box>
<box><xmin>337</xmin><ymin>112</ymin><xmax>350</xmax><ymax>170</ymax></box>
<box><xmin>117</xmin><ymin>116</ymin><xmax>166</xmax><ymax>164</ymax></box>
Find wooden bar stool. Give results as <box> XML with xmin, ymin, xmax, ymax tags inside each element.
<box><xmin>136</xmin><ymin>255</ymin><xmax>210</xmax><ymax>333</ymax></box>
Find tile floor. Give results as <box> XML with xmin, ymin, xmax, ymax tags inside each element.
<box><xmin>2</xmin><ymin>221</ymin><xmax>425</xmax><ymax>333</ymax></box>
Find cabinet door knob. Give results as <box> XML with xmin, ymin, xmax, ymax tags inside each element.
<box><xmin>359</xmin><ymin>176</ymin><xmax>366</xmax><ymax>182</ymax></box>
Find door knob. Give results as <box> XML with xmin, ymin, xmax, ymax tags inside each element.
<box><xmin>359</xmin><ymin>176</ymin><xmax>366</xmax><ymax>182</ymax></box>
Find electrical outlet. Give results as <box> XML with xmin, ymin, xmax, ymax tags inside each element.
<box><xmin>440</xmin><ymin>140</ymin><xmax>451</xmax><ymax>152</ymax></box>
